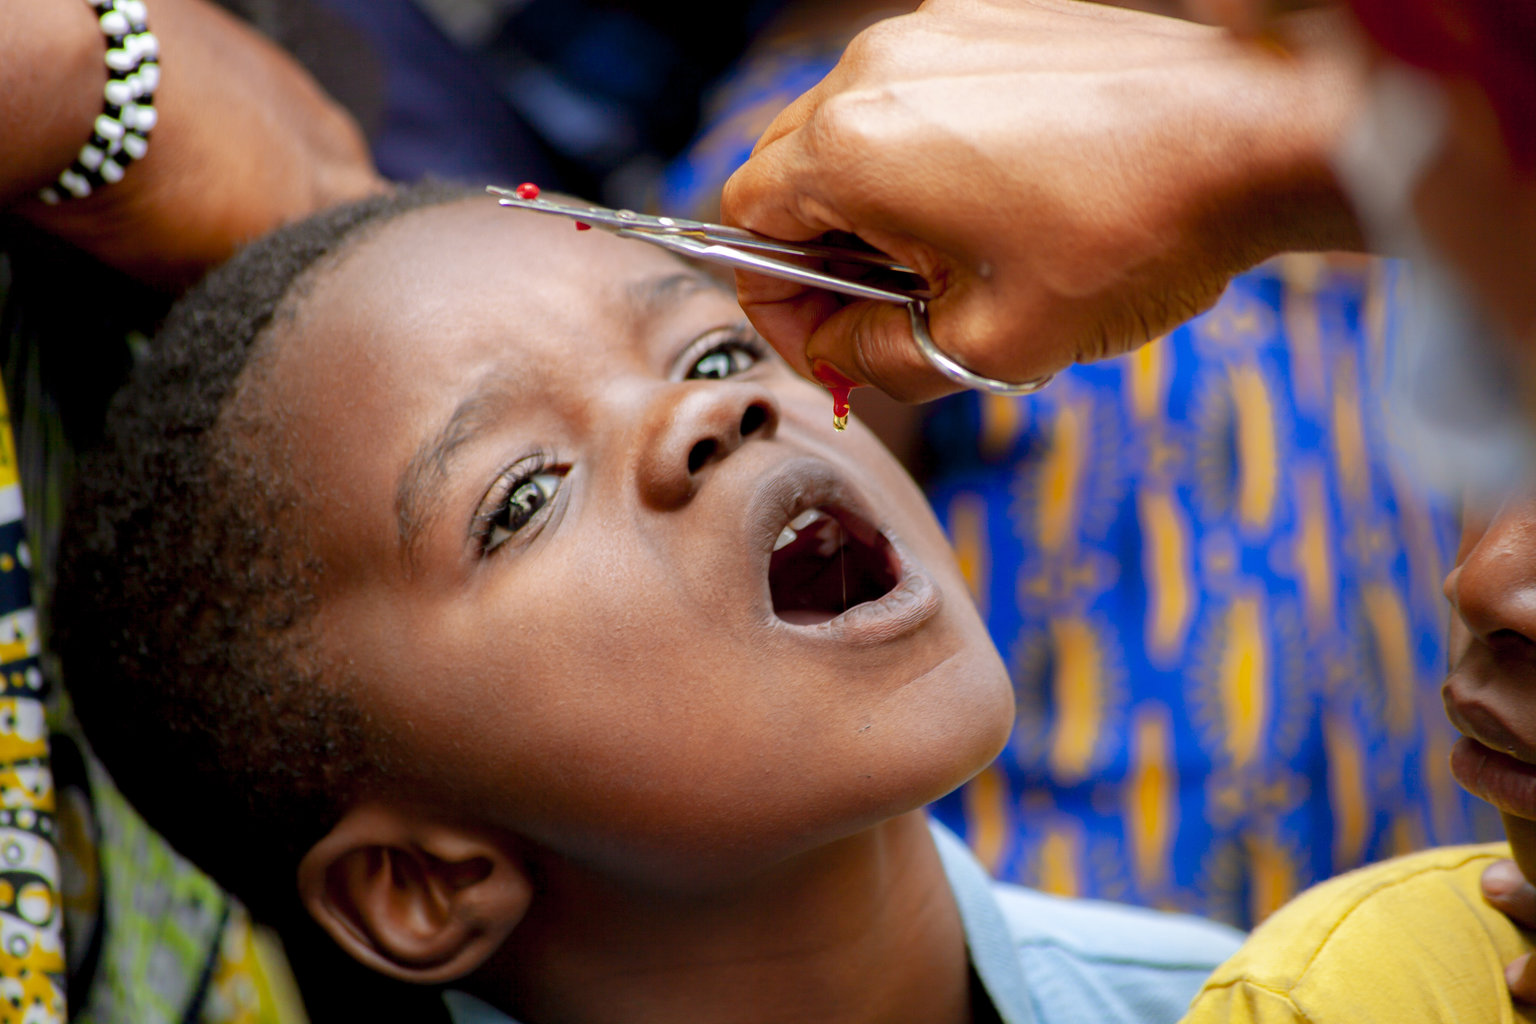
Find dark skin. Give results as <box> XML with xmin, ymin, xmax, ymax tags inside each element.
<box><xmin>1443</xmin><ymin>493</ymin><xmax>1536</xmax><ymax>996</ymax></box>
<box><xmin>242</xmin><ymin>198</ymin><xmax>1015</xmax><ymax>1023</ymax></box>
<box><xmin>722</xmin><ymin>0</ymin><xmax>1536</xmax><ymax>991</ymax></box>
<box><xmin>1191</xmin><ymin>1</ymin><xmax>1536</xmax><ymax>350</ymax></box>
<box><xmin>1</xmin><ymin>0</ymin><xmax>384</xmax><ymax>290</ymax></box>
<box><xmin>720</xmin><ymin>0</ymin><xmax>1365</xmax><ymax>401</ymax></box>
<box><xmin>722</xmin><ymin>0</ymin><xmax>1534</xmax><ymax>401</ymax></box>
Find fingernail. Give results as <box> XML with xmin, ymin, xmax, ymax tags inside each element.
<box><xmin>810</xmin><ymin>360</ymin><xmax>859</xmax><ymax>390</ymax></box>
<box><xmin>1486</xmin><ymin>859</ymin><xmax>1528</xmax><ymax>897</ymax></box>
<box><xmin>1508</xmin><ymin>953</ymin><xmax>1531</xmax><ymax>990</ymax></box>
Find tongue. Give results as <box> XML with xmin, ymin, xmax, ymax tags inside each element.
<box><xmin>779</xmin><ymin>607</ymin><xmax>838</xmax><ymax>626</ymax></box>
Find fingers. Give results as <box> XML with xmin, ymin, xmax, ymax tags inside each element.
<box><xmin>806</xmin><ymin>301</ymin><xmax>964</xmax><ymax>403</ymax></box>
<box><xmin>727</xmin><ymin>123</ymin><xmax>892</xmax><ymax>389</ymax></box>
<box><xmin>733</xmin><ymin>271</ymin><xmax>846</xmax><ymax>379</ymax></box>
<box><xmin>1509</xmin><ymin>955</ymin><xmax>1536</xmax><ymax>1005</ymax></box>
<box><xmin>725</xmin><ymin>128</ymin><xmax>853</xmax><ymax>375</ymax></box>
<box><xmin>736</xmin><ymin>275</ymin><xmax>963</xmax><ymax>404</ymax></box>
<box><xmin>1483</xmin><ymin>858</ymin><xmax>1536</xmax><ymax>1004</ymax></box>
<box><xmin>722</xmin><ymin>125</ymin><xmax>847</xmax><ymax>241</ymax></box>
<box><xmin>1484</xmin><ymin>858</ymin><xmax>1536</xmax><ymax>926</ymax></box>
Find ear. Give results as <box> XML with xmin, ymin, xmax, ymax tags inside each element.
<box><xmin>297</xmin><ymin>803</ymin><xmax>532</xmax><ymax>984</ymax></box>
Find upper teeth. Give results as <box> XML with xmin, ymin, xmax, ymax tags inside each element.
<box><xmin>774</xmin><ymin>508</ymin><xmax>843</xmax><ymax>554</ymax></box>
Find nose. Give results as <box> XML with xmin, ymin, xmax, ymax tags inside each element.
<box><xmin>1445</xmin><ymin>493</ymin><xmax>1536</xmax><ymax>645</ymax></box>
<box><xmin>636</xmin><ymin>382</ymin><xmax>779</xmax><ymax>509</ymax></box>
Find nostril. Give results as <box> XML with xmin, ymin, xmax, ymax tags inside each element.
<box><xmin>740</xmin><ymin>402</ymin><xmax>769</xmax><ymax>438</ymax></box>
<box><xmin>688</xmin><ymin>438</ymin><xmax>718</xmax><ymax>475</ymax></box>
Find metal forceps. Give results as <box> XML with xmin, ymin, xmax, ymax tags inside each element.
<box><xmin>487</xmin><ymin>186</ymin><xmax>1052</xmax><ymax>396</ymax></box>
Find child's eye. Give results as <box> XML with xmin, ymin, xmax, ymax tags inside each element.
<box><xmin>479</xmin><ymin>464</ymin><xmax>564</xmax><ymax>554</ymax></box>
<box><xmin>683</xmin><ymin>330</ymin><xmax>767</xmax><ymax>381</ymax></box>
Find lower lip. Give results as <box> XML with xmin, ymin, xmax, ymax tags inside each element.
<box><xmin>777</xmin><ymin>534</ymin><xmax>941</xmax><ymax>646</ymax></box>
<box><xmin>1451</xmin><ymin>736</ymin><xmax>1536</xmax><ymax>820</ymax></box>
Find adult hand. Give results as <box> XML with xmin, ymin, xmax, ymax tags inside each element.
<box><xmin>721</xmin><ymin>0</ymin><xmax>1366</xmax><ymax>401</ymax></box>
<box><xmin>1482</xmin><ymin>858</ymin><xmax>1536</xmax><ymax>1003</ymax></box>
<box><xmin>2</xmin><ymin>0</ymin><xmax>385</xmax><ymax>290</ymax></box>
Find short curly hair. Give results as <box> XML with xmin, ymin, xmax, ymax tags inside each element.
<box><xmin>54</xmin><ymin>181</ymin><xmax>479</xmax><ymax>914</ymax></box>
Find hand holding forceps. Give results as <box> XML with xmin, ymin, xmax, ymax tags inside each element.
<box><xmin>487</xmin><ymin>186</ymin><xmax>1053</xmax><ymax>398</ymax></box>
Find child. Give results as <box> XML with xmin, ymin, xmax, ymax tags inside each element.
<box><xmin>1177</xmin><ymin>494</ymin><xmax>1536</xmax><ymax>1023</ymax></box>
<box><xmin>52</xmin><ymin>183</ymin><xmax>1240</xmax><ymax>1024</ymax></box>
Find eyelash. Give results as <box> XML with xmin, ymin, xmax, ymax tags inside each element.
<box><xmin>680</xmin><ymin>327</ymin><xmax>769</xmax><ymax>381</ymax></box>
<box><xmin>472</xmin><ymin>329</ymin><xmax>767</xmax><ymax>556</ymax></box>
<box><xmin>475</xmin><ymin>452</ymin><xmax>565</xmax><ymax>555</ymax></box>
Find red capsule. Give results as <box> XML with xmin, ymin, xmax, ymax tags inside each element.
<box><xmin>514</xmin><ymin>182</ymin><xmax>540</xmax><ymax>200</ymax></box>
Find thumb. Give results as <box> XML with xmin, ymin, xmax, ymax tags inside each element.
<box><xmin>1482</xmin><ymin>857</ymin><xmax>1536</xmax><ymax>1004</ymax></box>
<box><xmin>1484</xmin><ymin>858</ymin><xmax>1536</xmax><ymax>930</ymax></box>
<box><xmin>1509</xmin><ymin>954</ymin><xmax>1536</xmax><ymax>1005</ymax></box>
<box><xmin>804</xmin><ymin>300</ymin><xmax>965</xmax><ymax>404</ymax></box>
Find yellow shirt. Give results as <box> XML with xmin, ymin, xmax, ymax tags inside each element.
<box><xmin>1180</xmin><ymin>843</ymin><xmax>1536</xmax><ymax>1024</ymax></box>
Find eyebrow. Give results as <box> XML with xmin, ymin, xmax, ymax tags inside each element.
<box><xmin>627</xmin><ymin>270</ymin><xmax>729</xmax><ymax>319</ymax></box>
<box><xmin>395</xmin><ymin>384</ymin><xmax>506</xmax><ymax>568</ymax></box>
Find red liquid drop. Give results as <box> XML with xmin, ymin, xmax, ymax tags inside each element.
<box><xmin>575</xmin><ymin>222</ymin><xmax>592</xmax><ymax>231</ymax></box>
<box><xmin>811</xmin><ymin>361</ymin><xmax>859</xmax><ymax>432</ymax></box>
<box><xmin>514</xmin><ymin>182</ymin><xmax>540</xmax><ymax>199</ymax></box>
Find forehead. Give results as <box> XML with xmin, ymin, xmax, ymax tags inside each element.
<box><xmin>259</xmin><ymin>197</ymin><xmax>737</xmax><ymax>415</ymax></box>
<box><xmin>295</xmin><ymin>197</ymin><xmax>718</xmax><ymax>348</ymax></box>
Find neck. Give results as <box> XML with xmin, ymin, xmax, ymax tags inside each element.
<box><xmin>470</xmin><ymin>812</ymin><xmax>977</xmax><ymax>1024</ymax></box>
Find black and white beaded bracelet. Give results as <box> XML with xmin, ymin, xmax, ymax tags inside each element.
<box><xmin>39</xmin><ymin>0</ymin><xmax>159</xmax><ymax>204</ymax></box>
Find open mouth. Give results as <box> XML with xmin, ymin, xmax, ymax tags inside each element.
<box><xmin>768</xmin><ymin>505</ymin><xmax>901</xmax><ymax>625</ymax></box>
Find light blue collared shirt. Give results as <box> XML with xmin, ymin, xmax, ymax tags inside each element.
<box><xmin>445</xmin><ymin>821</ymin><xmax>1242</xmax><ymax>1024</ymax></box>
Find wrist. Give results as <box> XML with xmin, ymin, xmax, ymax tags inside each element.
<box><xmin>1</xmin><ymin>1</ymin><xmax>108</xmax><ymax>204</ymax></box>
<box><xmin>1185</xmin><ymin>10</ymin><xmax>1369</xmax><ymax>270</ymax></box>
<box><xmin>37</xmin><ymin>1</ymin><xmax>161</xmax><ymax>206</ymax></box>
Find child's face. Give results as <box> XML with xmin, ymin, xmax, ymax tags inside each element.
<box><xmin>1444</xmin><ymin>490</ymin><xmax>1536</xmax><ymax>876</ymax></box>
<box><xmin>257</xmin><ymin>199</ymin><xmax>1013</xmax><ymax>885</ymax></box>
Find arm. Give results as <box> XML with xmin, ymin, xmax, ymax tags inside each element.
<box><xmin>0</xmin><ymin>0</ymin><xmax>385</xmax><ymax>290</ymax></box>
<box><xmin>721</xmin><ymin>0</ymin><xmax>1366</xmax><ymax>402</ymax></box>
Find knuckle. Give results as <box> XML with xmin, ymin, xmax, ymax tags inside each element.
<box><xmin>813</xmin><ymin>88</ymin><xmax>898</xmax><ymax>152</ymax></box>
<box><xmin>841</xmin><ymin>15</ymin><xmax>912</xmax><ymax>68</ymax></box>
<box><xmin>719</xmin><ymin>172</ymin><xmax>747</xmax><ymax>216</ymax></box>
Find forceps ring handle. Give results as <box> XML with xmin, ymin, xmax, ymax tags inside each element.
<box><xmin>906</xmin><ymin>302</ymin><xmax>1054</xmax><ymax>396</ymax></box>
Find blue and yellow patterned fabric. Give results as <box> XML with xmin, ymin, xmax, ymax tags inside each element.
<box><xmin>922</xmin><ymin>257</ymin><xmax>1499</xmax><ymax>927</ymax></box>
<box><xmin>661</xmin><ymin>28</ymin><xmax>1501</xmax><ymax>930</ymax></box>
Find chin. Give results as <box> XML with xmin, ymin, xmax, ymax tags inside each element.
<box><xmin>930</xmin><ymin>642</ymin><xmax>1016</xmax><ymax>788</ymax></box>
<box><xmin>860</xmin><ymin>638</ymin><xmax>1016</xmax><ymax>821</ymax></box>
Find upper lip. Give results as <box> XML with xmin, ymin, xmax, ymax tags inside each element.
<box><xmin>746</xmin><ymin>456</ymin><xmax>881</xmax><ymax>560</ymax></box>
<box><xmin>1445</xmin><ymin>699</ymin><xmax>1536</xmax><ymax>765</ymax></box>
<box><xmin>1443</xmin><ymin>646</ymin><xmax>1536</xmax><ymax>763</ymax></box>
